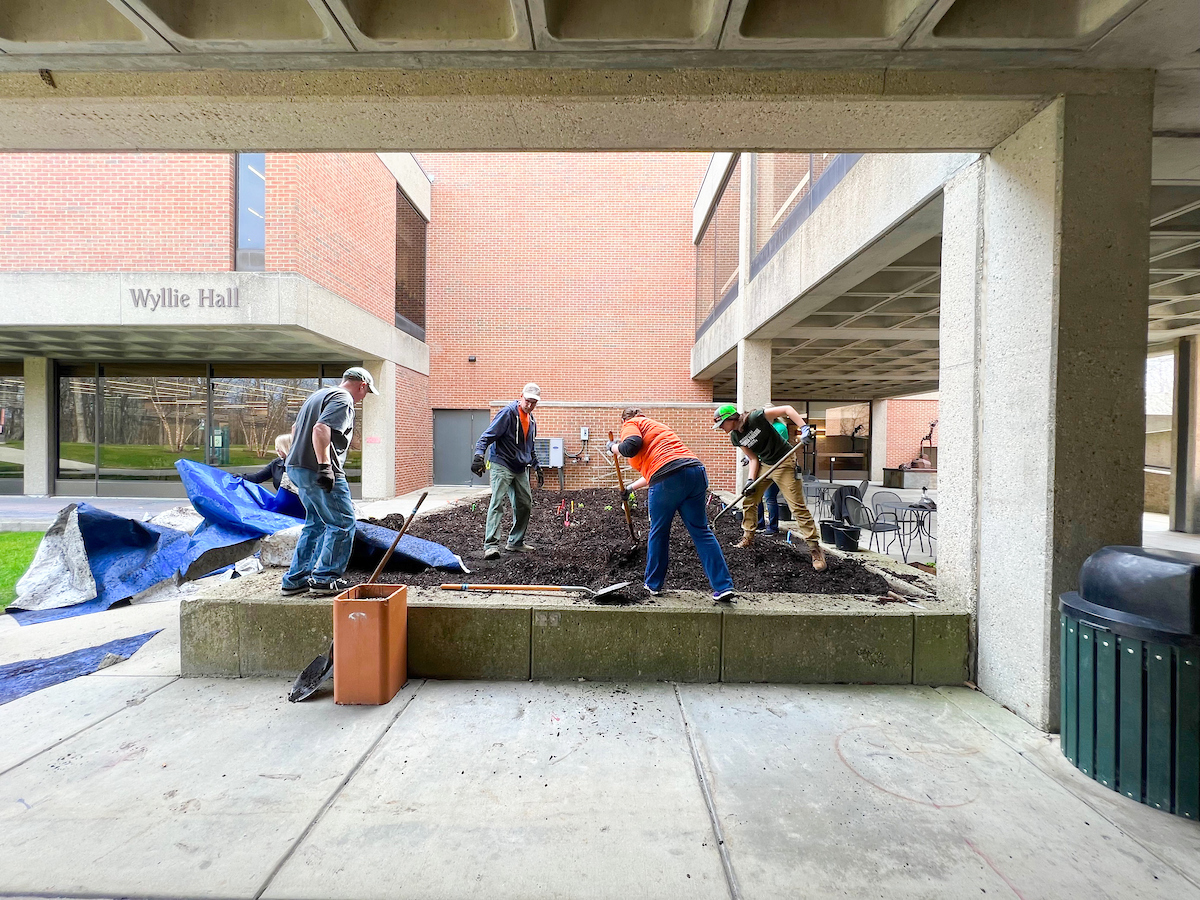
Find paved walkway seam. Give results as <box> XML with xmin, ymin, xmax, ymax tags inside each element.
<box><xmin>936</xmin><ymin>686</ymin><xmax>1200</xmax><ymax>895</ymax></box>
<box><xmin>251</xmin><ymin>679</ymin><xmax>427</xmax><ymax>900</ymax></box>
<box><xmin>674</xmin><ymin>683</ymin><xmax>741</xmax><ymax>900</ymax></box>
<box><xmin>0</xmin><ymin>675</ymin><xmax>179</xmax><ymax>780</ymax></box>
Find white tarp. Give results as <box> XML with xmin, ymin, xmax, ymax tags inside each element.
<box><xmin>14</xmin><ymin>505</ymin><xmax>98</xmax><ymax>611</ymax></box>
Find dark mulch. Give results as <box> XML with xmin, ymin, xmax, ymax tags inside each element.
<box><xmin>351</xmin><ymin>488</ymin><xmax>889</xmax><ymax>599</ymax></box>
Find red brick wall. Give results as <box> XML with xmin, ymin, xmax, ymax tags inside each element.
<box><xmin>396</xmin><ymin>368</ymin><xmax>432</xmax><ymax>493</ymax></box>
<box><xmin>418</xmin><ymin>152</ymin><xmax>713</xmax><ymax>408</ymax></box>
<box><xmin>505</xmin><ymin>405</ymin><xmax>736</xmax><ymax>493</ymax></box>
<box><xmin>0</xmin><ymin>153</ymin><xmax>234</xmax><ymax>271</ymax></box>
<box><xmin>884</xmin><ymin>399</ymin><xmax>939</xmax><ymax>468</ymax></box>
<box><xmin>266</xmin><ymin>153</ymin><xmax>396</xmax><ymax>324</ymax></box>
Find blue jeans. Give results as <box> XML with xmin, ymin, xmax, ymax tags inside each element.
<box><xmin>756</xmin><ymin>481</ymin><xmax>780</xmax><ymax>531</ymax></box>
<box><xmin>283</xmin><ymin>465</ymin><xmax>356</xmax><ymax>588</ymax></box>
<box><xmin>645</xmin><ymin>464</ymin><xmax>734</xmax><ymax>593</ymax></box>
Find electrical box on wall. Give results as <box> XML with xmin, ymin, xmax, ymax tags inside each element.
<box><xmin>549</xmin><ymin>438</ymin><xmax>564</xmax><ymax>468</ymax></box>
<box><xmin>580</xmin><ymin>427</ymin><xmax>589</xmax><ymax>441</ymax></box>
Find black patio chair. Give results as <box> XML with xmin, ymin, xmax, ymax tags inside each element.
<box><xmin>871</xmin><ymin>489</ymin><xmax>904</xmax><ymax>526</ymax></box>
<box><xmin>844</xmin><ymin>495</ymin><xmax>908</xmax><ymax>562</ymax></box>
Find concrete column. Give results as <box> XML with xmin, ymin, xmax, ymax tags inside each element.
<box><xmin>360</xmin><ymin>359</ymin><xmax>397</xmax><ymax>501</ymax></box>
<box><xmin>22</xmin><ymin>357</ymin><xmax>52</xmax><ymax>496</ymax></box>
<box><xmin>735</xmin><ymin>339</ymin><xmax>772</xmax><ymax>491</ymax></box>
<box><xmin>940</xmin><ymin>93</ymin><xmax>1152</xmax><ymax>730</ymax></box>
<box><xmin>937</xmin><ymin>160</ymin><xmax>986</xmax><ymax>660</ymax></box>
<box><xmin>1170</xmin><ymin>337</ymin><xmax>1200</xmax><ymax>531</ymax></box>
<box><xmin>869</xmin><ymin>399</ymin><xmax>889</xmax><ymax>483</ymax></box>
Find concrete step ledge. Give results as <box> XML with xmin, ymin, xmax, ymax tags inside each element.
<box><xmin>181</xmin><ymin>591</ymin><xmax>968</xmax><ymax>686</ymax></box>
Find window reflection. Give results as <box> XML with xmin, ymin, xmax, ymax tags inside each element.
<box><xmin>236</xmin><ymin>152</ymin><xmax>266</xmax><ymax>271</ymax></box>
<box><xmin>100</xmin><ymin>376</ymin><xmax>208</xmax><ymax>481</ymax></box>
<box><xmin>58</xmin><ymin>376</ymin><xmax>97</xmax><ymax>481</ymax></box>
<box><xmin>210</xmin><ymin>376</ymin><xmax>320</xmax><ymax>475</ymax></box>
<box><xmin>0</xmin><ymin>375</ymin><xmax>25</xmax><ymax>485</ymax></box>
<box><xmin>56</xmin><ymin>364</ymin><xmax>364</xmax><ymax>491</ymax></box>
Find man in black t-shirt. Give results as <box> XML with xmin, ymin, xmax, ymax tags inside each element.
<box><xmin>714</xmin><ymin>404</ymin><xmax>826</xmax><ymax>572</ymax></box>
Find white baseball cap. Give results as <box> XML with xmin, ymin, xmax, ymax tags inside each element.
<box><xmin>522</xmin><ymin>382</ymin><xmax>541</xmax><ymax>400</ymax></box>
<box><xmin>343</xmin><ymin>366</ymin><xmax>379</xmax><ymax>394</ymax></box>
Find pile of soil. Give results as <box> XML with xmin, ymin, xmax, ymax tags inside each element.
<box><xmin>353</xmin><ymin>488</ymin><xmax>890</xmax><ymax>598</ymax></box>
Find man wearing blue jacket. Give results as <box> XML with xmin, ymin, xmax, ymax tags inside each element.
<box><xmin>472</xmin><ymin>382</ymin><xmax>545</xmax><ymax>559</ymax></box>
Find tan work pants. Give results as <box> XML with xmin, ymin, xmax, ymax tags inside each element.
<box><xmin>740</xmin><ymin>464</ymin><xmax>819</xmax><ymax>546</ymax></box>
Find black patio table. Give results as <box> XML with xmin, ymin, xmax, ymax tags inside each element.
<box><xmin>874</xmin><ymin>500</ymin><xmax>937</xmax><ymax>558</ymax></box>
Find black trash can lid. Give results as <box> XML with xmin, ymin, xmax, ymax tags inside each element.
<box><xmin>1060</xmin><ymin>545</ymin><xmax>1200</xmax><ymax>641</ymax></box>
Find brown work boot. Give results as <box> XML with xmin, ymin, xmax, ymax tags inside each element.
<box><xmin>810</xmin><ymin>542</ymin><xmax>828</xmax><ymax>572</ymax></box>
<box><xmin>734</xmin><ymin>532</ymin><xmax>754</xmax><ymax>550</ymax></box>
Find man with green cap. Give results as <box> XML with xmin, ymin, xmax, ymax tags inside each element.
<box><xmin>713</xmin><ymin>403</ymin><xmax>826</xmax><ymax>572</ymax></box>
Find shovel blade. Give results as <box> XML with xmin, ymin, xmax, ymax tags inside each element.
<box><xmin>592</xmin><ymin>581</ymin><xmax>632</xmax><ymax>599</ymax></box>
<box><xmin>288</xmin><ymin>642</ymin><xmax>334</xmax><ymax>703</ymax></box>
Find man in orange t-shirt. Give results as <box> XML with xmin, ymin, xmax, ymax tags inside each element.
<box><xmin>609</xmin><ymin>408</ymin><xmax>735</xmax><ymax>603</ymax></box>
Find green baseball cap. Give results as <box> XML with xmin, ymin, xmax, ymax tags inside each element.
<box><xmin>712</xmin><ymin>404</ymin><xmax>739</xmax><ymax>429</ymax></box>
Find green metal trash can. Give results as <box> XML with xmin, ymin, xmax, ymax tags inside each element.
<box><xmin>1060</xmin><ymin>546</ymin><xmax>1200</xmax><ymax>819</ymax></box>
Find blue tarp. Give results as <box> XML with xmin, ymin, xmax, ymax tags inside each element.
<box><xmin>7</xmin><ymin>461</ymin><xmax>465</xmax><ymax>625</ymax></box>
<box><xmin>176</xmin><ymin>459</ymin><xmax>466</xmax><ymax>573</ymax></box>
<box><xmin>8</xmin><ymin>504</ymin><xmax>197</xmax><ymax>625</ymax></box>
<box><xmin>0</xmin><ymin>630</ymin><xmax>161</xmax><ymax>705</ymax></box>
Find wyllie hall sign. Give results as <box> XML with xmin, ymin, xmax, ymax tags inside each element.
<box><xmin>128</xmin><ymin>286</ymin><xmax>241</xmax><ymax>311</ymax></box>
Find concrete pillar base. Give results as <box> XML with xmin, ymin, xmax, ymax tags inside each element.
<box><xmin>939</xmin><ymin>93</ymin><xmax>1153</xmax><ymax>730</ymax></box>
<box><xmin>22</xmin><ymin>357</ymin><xmax>52</xmax><ymax>497</ymax></box>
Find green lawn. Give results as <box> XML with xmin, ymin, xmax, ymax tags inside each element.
<box><xmin>55</xmin><ymin>443</ymin><xmax>362</xmax><ymax>471</ymax></box>
<box><xmin>0</xmin><ymin>531</ymin><xmax>42</xmax><ymax>611</ymax></box>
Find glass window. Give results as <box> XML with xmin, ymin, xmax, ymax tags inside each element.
<box><xmin>58</xmin><ymin>375</ymin><xmax>98</xmax><ymax>482</ymax></box>
<box><xmin>754</xmin><ymin>153</ymin><xmax>813</xmax><ymax>256</ymax></box>
<box><xmin>210</xmin><ymin>374</ymin><xmax>321</xmax><ymax>476</ymax></box>
<box><xmin>395</xmin><ymin>188</ymin><xmax>427</xmax><ymax>340</ymax></box>
<box><xmin>100</xmin><ymin>375</ymin><xmax>208</xmax><ymax>481</ymax></box>
<box><xmin>236</xmin><ymin>153</ymin><xmax>266</xmax><ymax>271</ymax></box>
<box><xmin>695</xmin><ymin>158</ymin><xmax>740</xmax><ymax>336</ymax></box>
<box><xmin>55</xmin><ymin>362</ymin><xmax>366</xmax><ymax>491</ymax></box>
<box><xmin>0</xmin><ymin>374</ymin><xmax>24</xmax><ymax>486</ymax></box>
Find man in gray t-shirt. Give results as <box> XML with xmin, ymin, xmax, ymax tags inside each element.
<box><xmin>281</xmin><ymin>367</ymin><xmax>378</xmax><ymax>596</ymax></box>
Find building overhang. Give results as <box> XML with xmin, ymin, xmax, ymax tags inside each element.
<box><xmin>0</xmin><ymin>272</ymin><xmax>429</xmax><ymax>374</ymax></box>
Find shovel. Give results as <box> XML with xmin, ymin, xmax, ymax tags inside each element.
<box><xmin>287</xmin><ymin>492</ymin><xmax>427</xmax><ymax>703</ymax></box>
<box><xmin>609</xmin><ymin>430</ymin><xmax>639</xmax><ymax>543</ymax></box>
<box><xmin>288</xmin><ymin>642</ymin><xmax>333</xmax><ymax>703</ymax></box>
<box><xmin>711</xmin><ymin>441</ymin><xmax>806</xmax><ymax>525</ymax></box>
<box><xmin>440</xmin><ymin>581</ymin><xmax>632</xmax><ymax>600</ymax></box>
<box><xmin>366</xmin><ymin>491</ymin><xmax>428</xmax><ymax>583</ymax></box>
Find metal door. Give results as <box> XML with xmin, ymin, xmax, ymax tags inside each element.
<box><xmin>433</xmin><ymin>409</ymin><xmax>492</xmax><ymax>485</ymax></box>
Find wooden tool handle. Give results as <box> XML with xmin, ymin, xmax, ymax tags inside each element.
<box><xmin>440</xmin><ymin>584</ymin><xmax>571</xmax><ymax>592</ymax></box>
<box><xmin>367</xmin><ymin>491</ymin><xmax>427</xmax><ymax>585</ymax></box>
<box><xmin>609</xmin><ymin>430</ymin><xmax>639</xmax><ymax>543</ymax></box>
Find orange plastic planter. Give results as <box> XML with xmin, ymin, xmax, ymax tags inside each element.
<box><xmin>332</xmin><ymin>584</ymin><xmax>408</xmax><ymax>705</ymax></box>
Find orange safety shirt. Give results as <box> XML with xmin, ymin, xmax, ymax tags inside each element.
<box><xmin>517</xmin><ymin>407</ymin><xmax>530</xmax><ymax>441</ymax></box>
<box><xmin>619</xmin><ymin>416</ymin><xmax>696</xmax><ymax>482</ymax></box>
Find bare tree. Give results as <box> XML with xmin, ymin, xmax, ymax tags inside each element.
<box><xmin>146</xmin><ymin>377</ymin><xmax>200</xmax><ymax>452</ymax></box>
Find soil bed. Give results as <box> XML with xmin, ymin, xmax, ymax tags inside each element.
<box><xmin>353</xmin><ymin>488</ymin><xmax>890</xmax><ymax>599</ymax></box>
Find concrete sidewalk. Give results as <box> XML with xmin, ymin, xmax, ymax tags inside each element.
<box><xmin>1</xmin><ymin>613</ymin><xmax>1198</xmax><ymax>899</ymax></box>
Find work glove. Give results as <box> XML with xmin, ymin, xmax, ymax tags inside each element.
<box><xmin>800</xmin><ymin>425</ymin><xmax>814</xmax><ymax>444</ymax></box>
<box><xmin>316</xmin><ymin>462</ymin><xmax>335</xmax><ymax>492</ymax></box>
<box><xmin>606</xmin><ymin>439</ymin><xmax>619</xmax><ymax>456</ymax></box>
<box><xmin>536</xmin><ymin>467</ymin><xmax>545</xmax><ymax>489</ymax></box>
<box><xmin>470</xmin><ymin>454</ymin><xmax>486</xmax><ymax>477</ymax></box>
